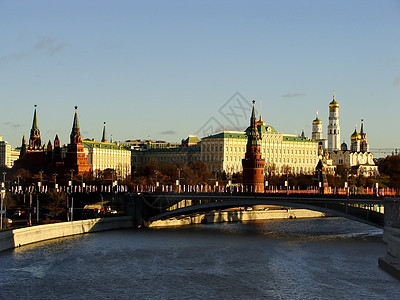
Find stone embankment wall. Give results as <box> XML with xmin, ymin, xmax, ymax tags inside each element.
<box><xmin>0</xmin><ymin>216</ymin><xmax>133</xmax><ymax>252</ymax></box>
<box><xmin>148</xmin><ymin>209</ymin><xmax>325</xmax><ymax>228</ymax></box>
<box><xmin>379</xmin><ymin>201</ymin><xmax>400</xmax><ymax>280</ymax></box>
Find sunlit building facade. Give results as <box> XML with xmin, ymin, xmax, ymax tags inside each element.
<box><xmin>201</xmin><ymin>116</ymin><xmax>319</xmax><ymax>175</ymax></box>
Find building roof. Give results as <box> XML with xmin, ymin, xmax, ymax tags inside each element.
<box><xmin>133</xmin><ymin>146</ymin><xmax>200</xmax><ymax>153</ymax></box>
<box><xmin>82</xmin><ymin>140</ymin><xmax>129</xmax><ymax>151</ymax></box>
<box><xmin>203</xmin><ymin>131</ymin><xmax>247</xmax><ymax>140</ymax></box>
<box><xmin>282</xmin><ymin>135</ymin><xmax>315</xmax><ymax>143</ymax></box>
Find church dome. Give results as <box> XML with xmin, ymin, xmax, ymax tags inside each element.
<box><xmin>329</xmin><ymin>99</ymin><xmax>339</xmax><ymax>108</ymax></box>
<box><xmin>350</xmin><ymin>126</ymin><xmax>361</xmax><ymax>141</ymax></box>
<box><xmin>341</xmin><ymin>142</ymin><xmax>348</xmax><ymax>151</ymax></box>
<box><xmin>312</xmin><ymin>117</ymin><xmax>322</xmax><ymax>125</ymax></box>
<box><xmin>257</xmin><ymin>116</ymin><xmax>266</xmax><ymax>127</ymax></box>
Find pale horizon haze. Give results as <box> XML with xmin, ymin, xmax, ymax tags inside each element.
<box><xmin>1</xmin><ymin>0</ymin><xmax>399</xmax><ymax>157</ymax></box>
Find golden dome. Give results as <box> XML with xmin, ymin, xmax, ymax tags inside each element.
<box><xmin>329</xmin><ymin>91</ymin><xmax>339</xmax><ymax>108</ymax></box>
<box><xmin>257</xmin><ymin>116</ymin><xmax>266</xmax><ymax>126</ymax></box>
<box><xmin>350</xmin><ymin>126</ymin><xmax>361</xmax><ymax>141</ymax></box>
<box><xmin>329</xmin><ymin>99</ymin><xmax>339</xmax><ymax>108</ymax></box>
<box><xmin>312</xmin><ymin>117</ymin><xmax>322</xmax><ymax>125</ymax></box>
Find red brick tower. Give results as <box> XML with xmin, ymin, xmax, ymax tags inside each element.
<box><xmin>15</xmin><ymin>106</ymin><xmax>46</xmax><ymax>170</ymax></box>
<box><xmin>28</xmin><ymin>105</ymin><xmax>42</xmax><ymax>149</ymax></box>
<box><xmin>242</xmin><ymin>101</ymin><xmax>265</xmax><ymax>193</ymax></box>
<box><xmin>65</xmin><ymin>106</ymin><xmax>91</xmax><ymax>175</ymax></box>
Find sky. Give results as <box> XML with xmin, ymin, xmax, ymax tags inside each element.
<box><xmin>1</xmin><ymin>0</ymin><xmax>399</xmax><ymax>157</ymax></box>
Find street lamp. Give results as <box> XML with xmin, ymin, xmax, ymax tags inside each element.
<box><xmin>154</xmin><ymin>170</ymin><xmax>159</xmax><ymax>187</ymax></box>
<box><xmin>177</xmin><ymin>167</ymin><xmax>182</xmax><ymax>193</ymax></box>
<box><xmin>68</xmin><ymin>169</ymin><xmax>74</xmax><ymax>221</ymax></box>
<box><xmin>53</xmin><ymin>173</ymin><xmax>58</xmax><ymax>191</ymax></box>
<box><xmin>1</xmin><ymin>171</ymin><xmax>6</xmax><ymax>230</ymax></box>
<box><xmin>285</xmin><ymin>168</ymin><xmax>289</xmax><ymax>196</ymax></box>
<box><xmin>70</xmin><ymin>169</ymin><xmax>74</xmax><ymax>188</ymax></box>
<box><xmin>38</xmin><ymin>170</ymin><xmax>43</xmax><ymax>193</ymax></box>
<box><xmin>214</xmin><ymin>169</ymin><xmax>218</xmax><ymax>188</ymax></box>
<box><xmin>16</xmin><ymin>175</ymin><xmax>22</xmax><ymax>192</ymax></box>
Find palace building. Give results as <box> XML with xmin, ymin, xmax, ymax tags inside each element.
<box><xmin>201</xmin><ymin>109</ymin><xmax>319</xmax><ymax>176</ymax></box>
<box><xmin>82</xmin><ymin>123</ymin><xmax>131</xmax><ymax>179</ymax></box>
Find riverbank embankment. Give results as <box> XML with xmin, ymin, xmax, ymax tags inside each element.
<box><xmin>0</xmin><ymin>216</ymin><xmax>133</xmax><ymax>252</ymax></box>
<box><xmin>148</xmin><ymin>209</ymin><xmax>326</xmax><ymax>227</ymax></box>
<box><xmin>379</xmin><ymin>226</ymin><xmax>400</xmax><ymax>280</ymax></box>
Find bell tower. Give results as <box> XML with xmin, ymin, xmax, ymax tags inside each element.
<box><xmin>327</xmin><ymin>90</ymin><xmax>341</xmax><ymax>152</ymax></box>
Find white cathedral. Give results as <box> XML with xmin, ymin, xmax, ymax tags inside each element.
<box><xmin>311</xmin><ymin>92</ymin><xmax>378</xmax><ymax>177</ymax></box>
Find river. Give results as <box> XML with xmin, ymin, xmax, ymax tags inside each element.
<box><xmin>0</xmin><ymin>217</ymin><xmax>399</xmax><ymax>299</ymax></box>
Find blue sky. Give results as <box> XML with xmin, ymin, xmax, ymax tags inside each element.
<box><xmin>1</xmin><ymin>0</ymin><xmax>399</xmax><ymax>157</ymax></box>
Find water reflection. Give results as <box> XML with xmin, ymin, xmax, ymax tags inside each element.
<box><xmin>0</xmin><ymin>218</ymin><xmax>398</xmax><ymax>299</ymax></box>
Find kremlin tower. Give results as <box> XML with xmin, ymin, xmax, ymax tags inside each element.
<box><xmin>242</xmin><ymin>101</ymin><xmax>265</xmax><ymax>193</ymax></box>
<box><xmin>16</xmin><ymin>105</ymin><xmax>46</xmax><ymax>170</ymax></box>
<box><xmin>65</xmin><ymin>106</ymin><xmax>91</xmax><ymax>175</ymax></box>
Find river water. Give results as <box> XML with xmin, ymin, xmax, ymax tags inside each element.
<box><xmin>0</xmin><ymin>218</ymin><xmax>399</xmax><ymax>299</ymax></box>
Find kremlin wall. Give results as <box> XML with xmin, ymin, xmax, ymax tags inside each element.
<box><xmin>1</xmin><ymin>92</ymin><xmax>378</xmax><ymax>179</ymax></box>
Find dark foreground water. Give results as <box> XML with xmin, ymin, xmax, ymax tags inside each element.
<box><xmin>0</xmin><ymin>218</ymin><xmax>399</xmax><ymax>299</ymax></box>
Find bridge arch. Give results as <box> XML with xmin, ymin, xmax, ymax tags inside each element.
<box><xmin>139</xmin><ymin>194</ymin><xmax>385</xmax><ymax>228</ymax></box>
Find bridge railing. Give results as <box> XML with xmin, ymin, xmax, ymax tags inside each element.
<box><xmin>131</xmin><ymin>184</ymin><xmax>397</xmax><ymax>197</ymax></box>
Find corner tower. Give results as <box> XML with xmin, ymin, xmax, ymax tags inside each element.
<box><xmin>65</xmin><ymin>106</ymin><xmax>91</xmax><ymax>175</ymax></box>
<box><xmin>242</xmin><ymin>100</ymin><xmax>265</xmax><ymax>193</ymax></box>
<box><xmin>327</xmin><ymin>91</ymin><xmax>340</xmax><ymax>152</ymax></box>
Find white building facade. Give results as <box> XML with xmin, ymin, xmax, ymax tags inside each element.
<box><xmin>201</xmin><ymin>118</ymin><xmax>319</xmax><ymax>176</ymax></box>
<box><xmin>82</xmin><ymin>140</ymin><xmax>131</xmax><ymax>179</ymax></box>
<box><xmin>0</xmin><ymin>137</ymin><xmax>20</xmax><ymax>168</ymax></box>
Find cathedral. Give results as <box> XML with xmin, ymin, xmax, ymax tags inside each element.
<box><xmin>15</xmin><ymin>105</ymin><xmax>91</xmax><ymax>175</ymax></box>
<box><xmin>311</xmin><ymin>92</ymin><xmax>378</xmax><ymax>176</ymax></box>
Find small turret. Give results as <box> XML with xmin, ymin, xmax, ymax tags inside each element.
<box><xmin>19</xmin><ymin>135</ymin><xmax>26</xmax><ymax>159</ymax></box>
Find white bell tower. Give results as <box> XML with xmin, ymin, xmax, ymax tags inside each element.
<box><xmin>327</xmin><ymin>90</ymin><xmax>340</xmax><ymax>152</ymax></box>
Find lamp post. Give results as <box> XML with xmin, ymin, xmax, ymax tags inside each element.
<box><xmin>154</xmin><ymin>170</ymin><xmax>159</xmax><ymax>188</ymax></box>
<box><xmin>37</xmin><ymin>171</ymin><xmax>43</xmax><ymax>223</ymax></box>
<box><xmin>53</xmin><ymin>173</ymin><xmax>58</xmax><ymax>192</ymax></box>
<box><xmin>68</xmin><ymin>169</ymin><xmax>74</xmax><ymax>221</ymax></box>
<box><xmin>16</xmin><ymin>175</ymin><xmax>22</xmax><ymax>192</ymax></box>
<box><xmin>346</xmin><ymin>169</ymin><xmax>349</xmax><ymax>198</ymax></box>
<box><xmin>177</xmin><ymin>167</ymin><xmax>182</xmax><ymax>193</ymax></box>
<box><xmin>285</xmin><ymin>168</ymin><xmax>289</xmax><ymax>196</ymax></box>
<box><xmin>214</xmin><ymin>169</ymin><xmax>218</xmax><ymax>190</ymax></box>
<box><xmin>1</xmin><ymin>171</ymin><xmax>6</xmax><ymax>230</ymax></box>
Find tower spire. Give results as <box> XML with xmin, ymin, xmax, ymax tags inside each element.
<box><xmin>70</xmin><ymin>106</ymin><xmax>82</xmax><ymax>144</ymax></box>
<box><xmin>360</xmin><ymin>119</ymin><xmax>365</xmax><ymax>135</ymax></box>
<box><xmin>32</xmin><ymin>105</ymin><xmax>39</xmax><ymax>130</ymax></box>
<box><xmin>251</xmin><ymin>100</ymin><xmax>256</xmax><ymax>120</ymax></box>
<box><xmin>101</xmin><ymin>122</ymin><xmax>107</xmax><ymax>143</ymax></box>
<box><xmin>72</xmin><ymin>106</ymin><xmax>80</xmax><ymax>131</ymax></box>
<box><xmin>29</xmin><ymin>104</ymin><xmax>42</xmax><ymax>148</ymax></box>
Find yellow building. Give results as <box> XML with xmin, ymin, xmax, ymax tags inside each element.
<box><xmin>0</xmin><ymin>137</ymin><xmax>20</xmax><ymax>168</ymax></box>
<box><xmin>82</xmin><ymin>140</ymin><xmax>131</xmax><ymax>179</ymax></box>
<box><xmin>201</xmin><ymin>117</ymin><xmax>319</xmax><ymax>175</ymax></box>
